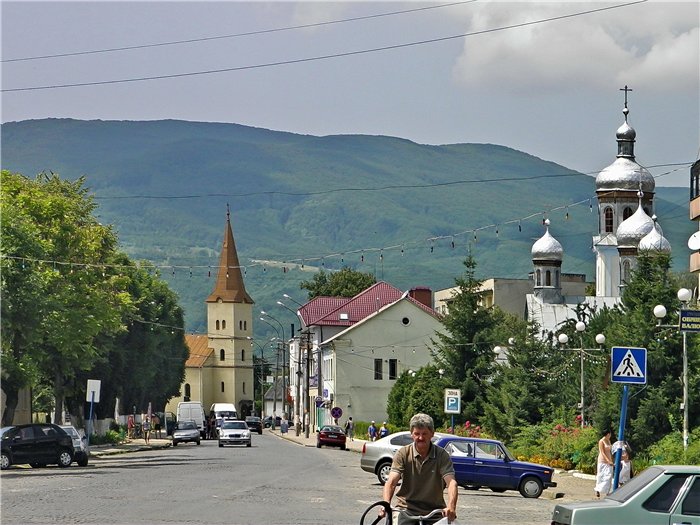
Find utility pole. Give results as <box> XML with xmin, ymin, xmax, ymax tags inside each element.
<box><xmin>304</xmin><ymin>331</ymin><xmax>311</xmax><ymax>439</ymax></box>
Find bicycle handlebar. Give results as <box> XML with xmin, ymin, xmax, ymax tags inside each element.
<box><xmin>360</xmin><ymin>502</ymin><xmax>446</xmax><ymax>525</ymax></box>
<box><xmin>398</xmin><ymin>508</ymin><xmax>444</xmax><ymax>521</ymax></box>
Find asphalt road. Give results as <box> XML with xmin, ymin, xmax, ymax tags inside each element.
<box><xmin>0</xmin><ymin>432</ymin><xmax>593</xmax><ymax>525</ymax></box>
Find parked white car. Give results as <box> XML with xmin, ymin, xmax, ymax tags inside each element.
<box><xmin>218</xmin><ymin>420</ymin><xmax>251</xmax><ymax>447</ymax></box>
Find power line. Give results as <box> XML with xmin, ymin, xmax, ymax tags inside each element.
<box><xmin>2</xmin><ymin>0</ymin><xmax>647</xmax><ymax>93</ymax></box>
<box><xmin>1</xmin><ymin>1</ymin><xmax>478</xmax><ymax>63</ymax></box>
<box><xmin>91</xmin><ymin>162</ymin><xmax>690</xmax><ymax>201</ymax></box>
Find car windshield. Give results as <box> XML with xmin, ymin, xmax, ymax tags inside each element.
<box><xmin>217</xmin><ymin>411</ymin><xmax>236</xmax><ymax>418</ymax></box>
<box><xmin>246</xmin><ymin>417</ymin><xmax>260</xmax><ymax>423</ymax></box>
<box><xmin>222</xmin><ymin>421</ymin><xmax>247</xmax><ymax>429</ymax></box>
<box><xmin>606</xmin><ymin>465</ymin><xmax>664</xmax><ymax>502</ymax></box>
<box><xmin>0</xmin><ymin>426</ymin><xmax>15</xmax><ymax>437</ymax></box>
<box><xmin>177</xmin><ymin>421</ymin><xmax>197</xmax><ymax>430</ymax></box>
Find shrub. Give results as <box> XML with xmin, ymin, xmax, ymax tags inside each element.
<box><xmin>89</xmin><ymin>429</ymin><xmax>124</xmax><ymax>445</ymax></box>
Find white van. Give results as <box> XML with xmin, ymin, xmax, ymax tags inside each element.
<box><xmin>209</xmin><ymin>403</ymin><xmax>238</xmax><ymax>429</ymax></box>
<box><xmin>177</xmin><ymin>401</ymin><xmax>206</xmax><ymax>438</ymax></box>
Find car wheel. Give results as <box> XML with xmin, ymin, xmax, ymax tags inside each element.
<box><xmin>462</xmin><ymin>484</ymin><xmax>480</xmax><ymax>490</ymax></box>
<box><xmin>173</xmin><ymin>441</ymin><xmax>178</xmax><ymax>446</ymax></box>
<box><xmin>490</xmin><ymin>488</ymin><xmax>506</xmax><ymax>493</ymax></box>
<box><xmin>196</xmin><ymin>440</ymin><xmax>201</xmax><ymax>445</ymax></box>
<box><xmin>57</xmin><ymin>449</ymin><xmax>73</xmax><ymax>468</ymax></box>
<box><xmin>78</xmin><ymin>457</ymin><xmax>89</xmax><ymax>467</ymax></box>
<box><xmin>219</xmin><ymin>442</ymin><xmax>223</xmax><ymax>448</ymax></box>
<box><xmin>341</xmin><ymin>444</ymin><xmax>346</xmax><ymax>451</ymax></box>
<box><xmin>316</xmin><ymin>442</ymin><xmax>322</xmax><ymax>448</ymax></box>
<box><xmin>258</xmin><ymin>430</ymin><xmax>263</xmax><ymax>435</ymax></box>
<box><xmin>246</xmin><ymin>442</ymin><xmax>251</xmax><ymax>448</ymax></box>
<box><xmin>519</xmin><ymin>476</ymin><xmax>543</xmax><ymax>498</ymax></box>
<box><xmin>1</xmin><ymin>452</ymin><xmax>11</xmax><ymax>470</ymax></box>
<box><xmin>376</xmin><ymin>460</ymin><xmax>392</xmax><ymax>485</ymax></box>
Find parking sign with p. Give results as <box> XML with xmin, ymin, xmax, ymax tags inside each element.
<box><xmin>444</xmin><ymin>389</ymin><xmax>461</xmax><ymax>414</ymax></box>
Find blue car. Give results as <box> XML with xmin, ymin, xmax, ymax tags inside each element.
<box><xmin>434</xmin><ymin>436</ymin><xmax>557</xmax><ymax>498</ymax></box>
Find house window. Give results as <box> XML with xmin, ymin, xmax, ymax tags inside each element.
<box><xmin>184</xmin><ymin>384</ymin><xmax>191</xmax><ymax>399</ymax></box>
<box><xmin>220</xmin><ymin>349</ymin><xmax>225</xmax><ymax>361</ymax></box>
<box><xmin>389</xmin><ymin>359</ymin><xmax>397</xmax><ymax>380</ymax></box>
<box><xmin>221</xmin><ymin>381</ymin><xmax>225</xmax><ymax>393</ymax></box>
<box><xmin>374</xmin><ymin>359</ymin><xmax>383</xmax><ymax>380</ymax></box>
<box><xmin>241</xmin><ymin>349</ymin><xmax>245</xmax><ymax>362</ymax></box>
<box><xmin>604</xmin><ymin>207</ymin><xmax>614</xmax><ymax>233</ymax></box>
<box><xmin>222</xmin><ymin>320</ymin><xmax>226</xmax><ymax>329</ymax></box>
<box><xmin>216</xmin><ymin>320</ymin><xmax>220</xmax><ymax>330</ymax></box>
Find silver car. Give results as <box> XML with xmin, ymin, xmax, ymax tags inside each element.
<box><xmin>59</xmin><ymin>425</ymin><xmax>89</xmax><ymax>467</ymax></box>
<box><xmin>360</xmin><ymin>431</ymin><xmax>447</xmax><ymax>484</ymax></box>
<box><xmin>218</xmin><ymin>420</ymin><xmax>251</xmax><ymax>447</ymax></box>
<box><xmin>172</xmin><ymin>420</ymin><xmax>201</xmax><ymax>446</ymax></box>
<box><xmin>551</xmin><ymin>465</ymin><xmax>700</xmax><ymax>525</ymax></box>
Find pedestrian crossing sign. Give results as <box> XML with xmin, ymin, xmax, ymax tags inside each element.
<box><xmin>611</xmin><ymin>346</ymin><xmax>647</xmax><ymax>384</ymax></box>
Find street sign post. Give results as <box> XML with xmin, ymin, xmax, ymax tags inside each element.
<box><xmin>610</xmin><ymin>346</ymin><xmax>646</xmax><ymax>491</ymax></box>
<box><xmin>444</xmin><ymin>389</ymin><xmax>461</xmax><ymax>434</ymax></box>
<box><xmin>611</xmin><ymin>346</ymin><xmax>647</xmax><ymax>384</ymax></box>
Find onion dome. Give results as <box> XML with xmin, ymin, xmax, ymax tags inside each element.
<box><xmin>639</xmin><ymin>216</ymin><xmax>671</xmax><ymax>253</ymax></box>
<box><xmin>531</xmin><ymin>219</ymin><xmax>563</xmax><ymax>261</ymax></box>
<box><xmin>596</xmin><ymin>104</ymin><xmax>655</xmax><ymax>193</ymax></box>
<box><xmin>617</xmin><ymin>194</ymin><xmax>654</xmax><ymax>247</ymax></box>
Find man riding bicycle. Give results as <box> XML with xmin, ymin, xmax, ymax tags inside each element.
<box><xmin>380</xmin><ymin>413</ymin><xmax>458</xmax><ymax>524</ymax></box>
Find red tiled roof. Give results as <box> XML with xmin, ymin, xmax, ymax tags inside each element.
<box><xmin>301</xmin><ymin>281</ymin><xmax>436</xmax><ymax>327</ymax></box>
<box><xmin>185</xmin><ymin>334</ymin><xmax>213</xmax><ymax>367</ymax></box>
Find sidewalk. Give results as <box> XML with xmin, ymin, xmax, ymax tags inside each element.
<box><xmin>90</xmin><ymin>437</ymin><xmax>172</xmax><ymax>457</ymax></box>
<box><xmin>268</xmin><ymin>426</ymin><xmax>368</xmax><ymax>452</ymax></box>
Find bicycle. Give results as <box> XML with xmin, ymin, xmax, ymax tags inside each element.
<box><xmin>360</xmin><ymin>501</ymin><xmax>449</xmax><ymax>525</ymax></box>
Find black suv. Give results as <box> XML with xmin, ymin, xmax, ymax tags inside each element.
<box><xmin>1</xmin><ymin>423</ymin><xmax>75</xmax><ymax>469</ymax></box>
<box><xmin>245</xmin><ymin>416</ymin><xmax>263</xmax><ymax>435</ymax></box>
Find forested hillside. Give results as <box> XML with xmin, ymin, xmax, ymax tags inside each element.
<box><xmin>1</xmin><ymin>118</ymin><xmax>693</xmax><ymax>332</ymax></box>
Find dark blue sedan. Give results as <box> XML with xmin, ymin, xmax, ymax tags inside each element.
<box><xmin>434</xmin><ymin>436</ymin><xmax>557</xmax><ymax>498</ymax></box>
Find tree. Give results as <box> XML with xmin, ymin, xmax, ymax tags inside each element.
<box><xmin>431</xmin><ymin>255</ymin><xmax>499</xmax><ymax>422</ymax></box>
<box><xmin>300</xmin><ymin>266</ymin><xmax>376</xmax><ymax>299</ymax></box>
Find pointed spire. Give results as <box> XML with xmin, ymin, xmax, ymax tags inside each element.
<box><xmin>206</xmin><ymin>207</ymin><xmax>254</xmax><ymax>304</ymax></box>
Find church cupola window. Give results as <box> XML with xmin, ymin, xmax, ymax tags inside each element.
<box><xmin>623</xmin><ymin>207</ymin><xmax>633</xmax><ymax>220</ymax></box>
<box><xmin>222</xmin><ymin>320</ymin><xmax>226</xmax><ymax>329</ymax></box>
<box><xmin>622</xmin><ymin>260</ymin><xmax>631</xmax><ymax>283</ymax></box>
<box><xmin>536</xmin><ymin>269</ymin><xmax>541</xmax><ymax>286</ymax></box>
<box><xmin>604</xmin><ymin>207</ymin><xmax>614</xmax><ymax>233</ymax></box>
<box><xmin>220</xmin><ymin>349</ymin><xmax>225</xmax><ymax>361</ymax></box>
<box><xmin>216</xmin><ymin>320</ymin><xmax>220</xmax><ymax>330</ymax></box>
<box><xmin>545</xmin><ymin>270</ymin><xmax>552</xmax><ymax>286</ymax></box>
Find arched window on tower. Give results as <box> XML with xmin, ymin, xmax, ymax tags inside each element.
<box><xmin>220</xmin><ymin>349</ymin><xmax>225</xmax><ymax>361</ymax></box>
<box><xmin>222</xmin><ymin>320</ymin><xmax>226</xmax><ymax>330</ymax></box>
<box><xmin>535</xmin><ymin>269</ymin><xmax>541</xmax><ymax>286</ymax></box>
<box><xmin>555</xmin><ymin>270</ymin><xmax>560</xmax><ymax>288</ymax></box>
<box><xmin>243</xmin><ymin>382</ymin><xmax>246</xmax><ymax>395</ymax></box>
<box><xmin>604</xmin><ymin>207</ymin><xmax>614</xmax><ymax>233</ymax></box>
<box><xmin>221</xmin><ymin>381</ymin><xmax>225</xmax><ymax>393</ymax></box>
<box><xmin>239</xmin><ymin>320</ymin><xmax>243</xmax><ymax>330</ymax></box>
<box><xmin>216</xmin><ymin>320</ymin><xmax>220</xmax><ymax>330</ymax></box>
<box><xmin>241</xmin><ymin>349</ymin><xmax>245</xmax><ymax>362</ymax></box>
<box><xmin>244</xmin><ymin>321</ymin><xmax>247</xmax><ymax>330</ymax></box>
<box><xmin>623</xmin><ymin>207</ymin><xmax>633</xmax><ymax>220</ymax></box>
<box><xmin>545</xmin><ymin>270</ymin><xmax>552</xmax><ymax>286</ymax></box>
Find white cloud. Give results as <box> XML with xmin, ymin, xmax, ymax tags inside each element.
<box><xmin>451</xmin><ymin>2</ymin><xmax>699</xmax><ymax>94</ymax></box>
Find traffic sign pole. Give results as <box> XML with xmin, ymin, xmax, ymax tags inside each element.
<box><xmin>612</xmin><ymin>385</ymin><xmax>629</xmax><ymax>491</ymax></box>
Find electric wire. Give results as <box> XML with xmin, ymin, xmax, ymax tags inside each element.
<box><xmin>2</xmin><ymin>0</ymin><xmax>647</xmax><ymax>93</ymax></box>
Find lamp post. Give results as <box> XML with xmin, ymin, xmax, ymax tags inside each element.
<box><xmin>558</xmin><ymin>323</ymin><xmax>606</xmax><ymax>428</ymax></box>
<box><xmin>261</xmin><ymin>311</ymin><xmax>287</xmax><ymax>420</ymax></box>
<box><xmin>653</xmin><ymin>287</ymin><xmax>692</xmax><ymax>452</ymax></box>
<box><xmin>278</xmin><ymin>300</ymin><xmax>304</xmax><ymax>435</ymax></box>
<box><xmin>247</xmin><ymin>337</ymin><xmax>267</xmax><ymax>417</ymax></box>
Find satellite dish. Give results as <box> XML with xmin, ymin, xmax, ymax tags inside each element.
<box><xmin>688</xmin><ymin>231</ymin><xmax>700</xmax><ymax>251</ymax></box>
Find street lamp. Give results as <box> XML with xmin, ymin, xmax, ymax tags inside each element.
<box><xmin>247</xmin><ymin>337</ymin><xmax>267</xmax><ymax>417</ymax></box>
<box><xmin>558</xmin><ymin>323</ymin><xmax>606</xmax><ymax>427</ymax></box>
<box><xmin>261</xmin><ymin>311</ymin><xmax>288</xmax><ymax>422</ymax></box>
<box><xmin>283</xmin><ymin>293</ymin><xmax>304</xmax><ymax>307</ymax></box>
<box><xmin>653</xmin><ymin>287</ymin><xmax>692</xmax><ymax>452</ymax></box>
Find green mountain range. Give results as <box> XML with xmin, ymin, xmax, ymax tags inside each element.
<box><xmin>1</xmin><ymin>118</ymin><xmax>693</xmax><ymax>335</ymax></box>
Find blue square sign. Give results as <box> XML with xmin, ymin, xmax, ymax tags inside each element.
<box><xmin>611</xmin><ymin>346</ymin><xmax>647</xmax><ymax>384</ymax></box>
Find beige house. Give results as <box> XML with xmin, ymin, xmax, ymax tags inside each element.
<box><xmin>166</xmin><ymin>210</ymin><xmax>255</xmax><ymax>418</ymax></box>
<box><xmin>289</xmin><ymin>283</ymin><xmax>444</xmax><ymax>426</ymax></box>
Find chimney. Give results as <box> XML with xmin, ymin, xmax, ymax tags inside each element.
<box><xmin>408</xmin><ymin>287</ymin><xmax>433</xmax><ymax>309</ymax></box>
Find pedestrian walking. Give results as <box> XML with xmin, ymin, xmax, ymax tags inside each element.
<box><xmin>344</xmin><ymin>417</ymin><xmax>354</xmax><ymax>441</ymax></box>
<box><xmin>379</xmin><ymin>422</ymin><xmax>389</xmax><ymax>439</ymax></box>
<box><xmin>152</xmin><ymin>413</ymin><xmax>161</xmax><ymax>439</ymax></box>
<box><xmin>368</xmin><ymin>421</ymin><xmax>377</xmax><ymax>441</ymax></box>
<box><xmin>142</xmin><ymin>416</ymin><xmax>151</xmax><ymax>445</ymax></box>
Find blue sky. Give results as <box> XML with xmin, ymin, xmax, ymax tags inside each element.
<box><xmin>2</xmin><ymin>1</ymin><xmax>698</xmax><ymax>186</ymax></box>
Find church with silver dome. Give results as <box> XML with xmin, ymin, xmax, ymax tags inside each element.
<box><xmin>525</xmin><ymin>94</ymin><xmax>672</xmax><ymax>337</ymax></box>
